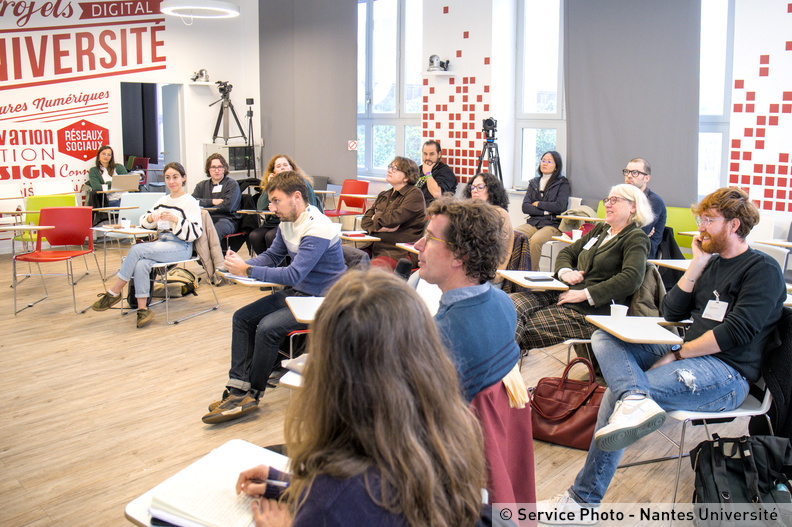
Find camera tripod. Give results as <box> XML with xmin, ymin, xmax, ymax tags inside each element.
<box><xmin>476</xmin><ymin>138</ymin><xmax>503</xmax><ymax>182</ymax></box>
<box><xmin>244</xmin><ymin>104</ymin><xmax>257</xmax><ymax>179</ymax></box>
<box><xmin>210</xmin><ymin>95</ymin><xmax>247</xmax><ymax>144</ymax></box>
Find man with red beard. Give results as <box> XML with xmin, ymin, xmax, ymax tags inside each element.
<box><xmin>539</xmin><ymin>187</ymin><xmax>786</xmax><ymax>521</ymax></box>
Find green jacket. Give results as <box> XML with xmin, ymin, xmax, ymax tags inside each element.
<box><xmin>554</xmin><ymin>221</ymin><xmax>649</xmax><ymax>315</ymax></box>
<box><xmin>87</xmin><ymin>164</ymin><xmax>128</xmax><ymax>191</ymax></box>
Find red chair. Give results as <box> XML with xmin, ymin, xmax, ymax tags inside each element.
<box><xmin>129</xmin><ymin>156</ymin><xmax>166</xmax><ymax>190</ymax></box>
<box><xmin>324</xmin><ymin>180</ymin><xmax>369</xmax><ymax>226</ymax></box>
<box><xmin>13</xmin><ymin>207</ymin><xmax>103</xmax><ymax>315</ymax></box>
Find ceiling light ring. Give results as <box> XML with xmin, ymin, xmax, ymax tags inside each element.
<box><xmin>160</xmin><ymin>0</ymin><xmax>240</xmax><ymax>21</ymax></box>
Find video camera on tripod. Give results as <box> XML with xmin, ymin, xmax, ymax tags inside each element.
<box><xmin>476</xmin><ymin>117</ymin><xmax>502</xmax><ymax>181</ymax></box>
<box><xmin>215</xmin><ymin>80</ymin><xmax>233</xmax><ymax>99</ymax></box>
<box><xmin>210</xmin><ymin>80</ymin><xmax>246</xmax><ymax>144</ymax></box>
<box><xmin>482</xmin><ymin>117</ymin><xmax>497</xmax><ymax>141</ymax></box>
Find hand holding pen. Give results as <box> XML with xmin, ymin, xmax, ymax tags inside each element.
<box><xmin>236</xmin><ymin>464</ymin><xmax>289</xmax><ymax>498</ymax></box>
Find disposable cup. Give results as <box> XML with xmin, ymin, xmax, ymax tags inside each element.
<box><xmin>610</xmin><ymin>304</ymin><xmax>628</xmax><ymax>318</ymax></box>
<box><xmin>120</xmin><ymin>219</ymin><xmax>131</xmax><ymax>229</ymax></box>
<box><xmin>572</xmin><ymin>229</ymin><xmax>583</xmax><ymax>240</ymax></box>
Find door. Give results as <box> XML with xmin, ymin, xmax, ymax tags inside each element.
<box><xmin>161</xmin><ymin>84</ymin><xmax>183</xmax><ymax>165</ymax></box>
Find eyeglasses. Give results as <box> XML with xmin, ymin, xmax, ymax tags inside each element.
<box><xmin>422</xmin><ymin>233</ymin><xmax>452</xmax><ymax>246</ymax></box>
<box><xmin>469</xmin><ymin>184</ymin><xmax>486</xmax><ymax>192</ymax></box>
<box><xmin>601</xmin><ymin>196</ymin><xmax>633</xmax><ymax>206</ymax></box>
<box><xmin>622</xmin><ymin>169</ymin><xmax>648</xmax><ymax>178</ymax></box>
<box><xmin>209</xmin><ymin>165</ymin><xmax>225</xmax><ymax>171</ymax></box>
<box><xmin>695</xmin><ymin>216</ymin><xmax>725</xmax><ymax>227</ymax></box>
<box><xmin>387</xmin><ymin>164</ymin><xmax>401</xmax><ymax>172</ymax></box>
<box><xmin>540</xmin><ymin>159</ymin><xmax>555</xmax><ymax>164</ymax></box>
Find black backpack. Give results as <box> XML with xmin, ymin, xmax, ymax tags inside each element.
<box><xmin>690</xmin><ymin>434</ymin><xmax>792</xmax><ymax>526</ymax></box>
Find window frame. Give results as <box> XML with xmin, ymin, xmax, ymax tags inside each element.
<box><xmin>513</xmin><ymin>0</ymin><xmax>567</xmax><ymax>188</ymax></box>
<box><xmin>357</xmin><ymin>0</ymin><xmax>421</xmax><ymax>177</ymax></box>
<box><xmin>697</xmin><ymin>0</ymin><xmax>735</xmax><ymax>199</ymax></box>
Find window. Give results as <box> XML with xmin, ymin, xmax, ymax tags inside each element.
<box><xmin>357</xmin><ymin>0</ymin><xmax>422</xmax><ymax>175</ymax></box>
<box><xmin>698</xmin><ymin>0</ymin><xmax>734</xmax><ymax>197</ymax></box>
<box><xmin>514</xmin><ymin>0</ymin><xmax>566</xmax><ymax>187</ymax></box>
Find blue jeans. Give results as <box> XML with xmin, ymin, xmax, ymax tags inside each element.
<box><xmin>227</xmin><ymin>288</ymin><xmax>308</xmax><ymax>393</ymax></box>
<box><xmin>116</xmin><ymin>233</ymin><xmax>193</xmax><ymax>298</ymax></box>
<box><xmin>212</xmin><ymin>216</ymin><xmax>238</xmax><ymax>241</ymax></box>
<box><xmin>569</xmin><ymin>329</ymin><xmax>749</xmax><ymax>505</ymax></box>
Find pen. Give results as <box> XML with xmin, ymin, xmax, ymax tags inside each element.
<box><xmin>249</xmin><ymin>478</ymin><xmax>289</xmax><ymax>488</ymax></box>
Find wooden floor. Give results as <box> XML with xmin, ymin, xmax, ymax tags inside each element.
<box><xmin>0</xmin><ymin>245</ymin><xmax>749</xmax><ymax>526</ymax></box>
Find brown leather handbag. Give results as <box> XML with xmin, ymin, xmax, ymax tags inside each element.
<box><xmin>530</xmin><ymin>357</ymin><xmax>606</xmax><ymax>450</ymax></box>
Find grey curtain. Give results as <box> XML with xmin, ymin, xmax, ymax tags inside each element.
<box><xmin>564</xmin><ymin>0</ymin><xmax>701</xmax><ymax>208</ymax></box>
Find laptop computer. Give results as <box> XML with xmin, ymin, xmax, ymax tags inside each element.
<box><xmin>109</xmin><ymin>173</ymin><xmax>141</xmax><ymax>191</ymax></box>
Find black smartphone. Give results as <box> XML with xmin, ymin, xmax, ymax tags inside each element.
<box><xmin>525</xmin><ymin>276</ymin><xmax>554</xmax><ymax>282</ymax></box>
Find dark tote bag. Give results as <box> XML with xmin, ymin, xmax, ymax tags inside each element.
<box><xmin>530</xmin><ymin>357</ymin><xmax>606</xmax><ymax>450</ymax></box>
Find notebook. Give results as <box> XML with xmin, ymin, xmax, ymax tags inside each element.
<box><xmin>148</xmin><ymin>439</ymin><xmax>289</xmax><ymax>527</ymax></box>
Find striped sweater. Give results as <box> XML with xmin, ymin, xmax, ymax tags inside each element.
<box><xmin>246</xmin><ymin>205</ymin><xmax>346</xmax><ymax>296</ymax></box>
<box><xmin>139</xmin><ymin>193</ymin><xmax>203</xmax><ymax>242</ymax></box>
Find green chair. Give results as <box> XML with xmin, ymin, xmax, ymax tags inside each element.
<box><xmin>15</xmin><ymin>194</ymin><xmax>78</xmax><ymax>250</ymax></box>
<box><xmin>665</xmin><ymin>206</ymin><xmax>697</xmax><ymax>258</ymax></box>
<box><xmin>598</xmin><ymin>201</ymin><xmax>697</xmax><ymax>258</ymax></box>
<box><xmin>596</xmin><ymin>200</ymin><xmax>606</xmax><ymax>219</ymax></box>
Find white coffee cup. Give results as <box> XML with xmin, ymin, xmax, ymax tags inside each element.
<box><xmin>572</xmin><ymin>229</ymin><xmax>583</xmax><ymax>241</ymax></box>
<box><xmin>120</xmin><ymin>219</ymin><xmax>131</xmax><ymax>229</ymax></box>
<box><xmin>610</xmin><ymin>304</ymin><xmax>628</xmax><ymax>318</ymax></box>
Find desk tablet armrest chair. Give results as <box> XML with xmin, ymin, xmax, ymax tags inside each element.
<box><xmin>610</xmin><ymin>309</ymin><xmax>790</xmax><ymax>511</ymax></box>
<box><xmin>132</xmin><ymin>256</ymin><xmax>220</xmax><ymax>325</ymax></box>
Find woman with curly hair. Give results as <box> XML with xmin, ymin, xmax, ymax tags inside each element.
<box><xmin>248</xmin><ymin>154</ymin><xmax>322</xmax><ymax>255</ymax></box>
<box><xmin>235</xmin><ymin>271</ymin><xmax>492</xmax><ymax>527</ymax></box>
<box><xmin>464</xmin><ymin>172</ymin><xmax>513</xmax><ymax>284</ymax></box>
<box><xmin>360</xmin><ymin>156</ymin><xmax>426</xmax><ymax>269</ymax></box>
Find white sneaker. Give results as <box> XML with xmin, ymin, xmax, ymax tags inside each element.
<box><xmin>594</xmin><ymin>395</ymin><xmax>666</xmax><ymax>452</ymax></box>
<box><xmin>536</xmin><ymin>491</ymin><xmax>598</xmax><ymax>525</ymax></box>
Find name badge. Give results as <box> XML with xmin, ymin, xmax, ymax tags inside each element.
<box><xmin>702</xmin><ymin>300</ymin><xmax>728</xmax><ymax>322</ymax></box>
<box><xmin>212</xmin><ymin>184</ymin><xmax>223</xmax><ymax>193</ymax></box>
<box><xmin>583</xmin><ymin>237</ymin><xmax>598</xmax><ymax>251</ymax></box>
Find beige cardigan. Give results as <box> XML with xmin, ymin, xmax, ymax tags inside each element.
<box><xmin>195</xmin><ymin>209</ymin><xmax>225</xmax><ymax>285</ymax></box>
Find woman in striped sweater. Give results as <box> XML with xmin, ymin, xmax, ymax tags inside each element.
<box><xmin>90</xmin><ymin>162</ymin><xmax>202</xmax><ymax>328</ymax></box>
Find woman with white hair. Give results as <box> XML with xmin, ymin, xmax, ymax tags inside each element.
<box><xmin>510</xmin><ymin>183</ymin><xmax>654</xmax><ymax>353</ymax></box>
